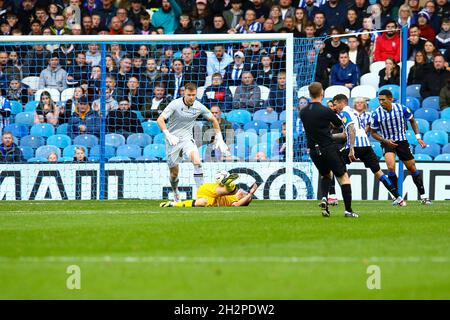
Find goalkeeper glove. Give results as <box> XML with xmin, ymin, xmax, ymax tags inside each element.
<box><xmin>163</xmin><ymin>130</ymin><xmax>179</xmax><ymax>146</ymax></box>
<box><xmin>215</xmin><ymin>134</ymin><xmax>230</xmax><ymax>156</ymax></box>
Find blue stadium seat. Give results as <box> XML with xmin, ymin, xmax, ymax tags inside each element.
<box><xmin>270</xmin><ymin>120</ymin><xmax>284</xmax><ymax>131</ymax></box>
<box><xmin>131</xmin><ymin>110</ymin><xmax>145</xmax><ymax>123</ymax></box>
<box><xmin>442</xmin><ymin>143</ymin><xmax>450</xmax><ymax>154</ymax></box>
<box><xmin>47</xmin><ymin>134</ymin><xmax>71</xmax><ymax>149</ymax></box>
<box><xmin>35</xmin><ymin>145</ymin><xmax>61</xmax><ymax>159</ymax></box>
<box><xmin>243</xmin><ymin>121</ymin><xmax>269</xmax><ymax>134</ymax></box>
<box><xmin>20</xmin><ymin>135</ymin><xmax>45</xmax><ymax>149</ymax></box>
<box><xmin>19</xmin><ymin>146</ymin><xmax>34</xmax><ymax>160</ymax></box>
<box><xmin>432</xmin><ymin>119</ymin><xmax>450</xmax><ymax>132</ymax></box>
<box><xmin>441</xmin><ymin>108</ymin><xmax>450</xmax><ymax>120</ymax></box>
<box><xmin>406</xmin><ymin>84</ymin><xmax>421</xmax><ymax>99</ymax></box>
<box><xmin>3</xmin><ymin>124</ymin><xmax>28</xmax><ymax>138</ymax></box>
<box><xmin>408</xmin><ymin>118</ymin><xmax>429</xmax><ymax>134</ymax></box>
<box><xmin>143</xmin><ymin>144</ymin><xmax>166</xmax><ymax>160</ymax></box>
<box><xmin>198</xmin><ymin>144</ymin><xmax>207</xmax><ymax>160</ymax></box>
<box><xmin>135</xmin><ymin>156</ymin><xmax>157</xmax><ymax>161</ymax></box>
<box><xmin>415</xmin><ymin>143</ymin><xmax>440</xmax><ymax>158</ymax></box>
<box><xmin>405</xmin><ymin>97</ymin><xmax>421</xmax><ymax>112</ymax></box>
<box><xmin>142</xmin><ymin>121</ymin><xmax>161</xmax><ymax>136</ymax></box>
<box><xmin>30</xmin><ymin>123</ymin><xmax>55</xmax><ymax>138</ymax></box>
<box><xmin>10</xmin><ymin>101</ymin><xmax>23</xmax><ymax>115</ymax></box>
<box><xmin>27</xmin><ymin>157</ymin><xmax>48</xmax><ymax>163</ymax></box>
<box><xmin>56</xmin><ymin>123</ymin><xmax>68</xmax><ymax>135</ymax></box>
<box><xmin>73</xmin><ymin>134</ymin><xmax>98</xmax><ymax>148</ymax></box>
<box><xmin>250</xmin><ymin>143</ymin><xmax>272</xmax><ymax>158</ymax></box>
<box><xmin>414</xmin><ymin>153</ymin><xmax>433</xmax><ymax>161</ymax></box>
<box><xmin>422</xmin><ymin>96</ymin><xmax>440</xmax><ymax>110</ymax></box>
<box><xmin>227</xmin><ymin>143</ymin><xmax>245</xmax><ymax>160</ymax></box>
<box><xmin>14</xmin><ymin>112</ymin><xmax>35</xmax><ymax>126</ymax></box>
<box><xmin>89</xmin><ymin>145</ymin><xmax>116</xmax><ymax>160</ymax></box>
<box><xmin>59</xmin><ymin>156</ymin><xmax>74</xmax><ymax>162</ymax></box>
<box><xmin>153</xmin><ymin>133</ymin><xmax>166</xmax><ymax>145</ymax></box>
<box><xmin>371</xmin><ymin>142</ymin><xmax>383</xmax><ymax>158</ymax></box>
<box><xmin>24</xmin><ymin>101</ymin><xmax>39</xmax><ymax>112</ymax></box>
<box><xmin>63</xmin><ymin>145</ymin><xmax>89</xmax><ymax>158</ymax></box>
<box><xmin>116</xmin><ymin>144</ymin><xmax>141</xmax><ymax>159</ymax></box>
<box><xmin>253</xmin><ymin>110</ymin><xmax>278</xmax><ymax>124</ymax></box>
<box><xmin>226</xmin><ymin>109</ymin><xmax>252</xmax><ymax>125</ymax></box>
<box><xmin>368</xmin><ymin>97</ymin><xmax>379</xmax><ymax>111</ymax></box>
<box><xmin>378</xmin><ymin>84</ymin><xmax>400</xmax><ymax>100</ymax></box>
<box><xmin>279</xmin><ymin>110</ymin><xmax>286</xmax><ymax>121</ymax></box>
<box><xmin>414</xmin><ymin>108</ymin><xmax>439</xmax><ymax>122</ymax></box>
<box><xmin>405</xmin><ymin>130</ymin><xmax>418</xmax><ymax>146</ymax></box>
<box><xmin>126</xmin><ymin>133</ymin><xmax>152</xmax><ymax>147</ymax></box>
<box><xmin>260</xmin><ymin>131</ymin><xmax>281</xmax><ymax>146</ymax></box>
<box><xmin>105</xmin><ymin>133</ymin><xmax>126</xmax><ymax>147</ymax></box>
<box><xmin>109</xmin><ymin>156</ymin><xmax>131</xmax><ymax>162</ymax></box>
<box><xmin>423</xmin><ymin>130</ymin><xmax>448</xmax><ymax>145</ymax></box>
<box><xmin>236</xmin><ymin>131</ymin><xmax>258</xmax><ymax>148</ymax></box>
<box><xmin>434</xmin><ymin>154</ymin><xmax>450</xmax><ymax>161</ymax></box>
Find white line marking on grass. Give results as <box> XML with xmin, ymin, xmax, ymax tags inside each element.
<box><xmin>0</xmin><ymin>256</ymin><xmax>448</xmax><ymax>264</ymax></box>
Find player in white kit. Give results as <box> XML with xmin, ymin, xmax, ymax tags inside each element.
<box><xmin>157</xmin><ymin>83</ymin><xmax>229</xmax><ymax>202</ymax></box>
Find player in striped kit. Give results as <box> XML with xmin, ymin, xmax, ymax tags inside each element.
<box><xmin>352</xmin><ymin>97</ymin><xmax>371</xmax><ymax>133</ymax></box>
<box><xmin>370</xmin><ymin>90</ymin><xmax>431</xmax><ymax>205</ymax></box>
<box><xmin>332</xmin><ymin>94</ymin><xmax>405</xmax><ymax>206</ymax></box>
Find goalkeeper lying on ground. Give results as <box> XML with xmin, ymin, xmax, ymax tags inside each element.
<box><xmin>160</xmin><ymin>173</ymin><xmax>258</xmax><ymax>207</ymax></box>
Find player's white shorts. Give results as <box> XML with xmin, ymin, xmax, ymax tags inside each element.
<box><xmin>166</xmin><ymin>138</ymin><xmax>198</xmax><ymax>168</ymax></box>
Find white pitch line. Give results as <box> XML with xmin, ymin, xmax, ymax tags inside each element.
<box><xmin>0</xmin><ymin>256</ymin><xmax>448</xmax><ymax>264</ymax></box>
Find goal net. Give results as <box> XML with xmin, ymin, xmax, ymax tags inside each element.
<box><xmin>0</xmin><ymin>34</ymin><xmax>320</xmax><ymax>201</ymax></box>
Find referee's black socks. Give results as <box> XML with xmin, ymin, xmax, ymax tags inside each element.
<box><xmin>320</xmin><ymin>176</ymin><xmax>332</xmax><ymax>199</ymax></box>
<box><xmin>340</xmin><ymin>184</ymin><xmax>353</xmax><ymax>213</ymax></box>
<box><xmin>411</xmin><ymin>171</ymin><xmax>425</xmax><ymax>196</ymax></box>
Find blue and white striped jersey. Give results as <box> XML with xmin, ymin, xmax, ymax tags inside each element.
<box><xmin>370</xmin><ymin>103</ymin><xmax>413</xmax><ymax>141</ymax></box>
<box><xmin>235</xmin><ymin>21</ymin><xmax>262</xmax><ymax>33</ymax></box>
<box><xmin>339</xmin><ymin>106</ymin><xmax>371</xmax><ymax>149</ymax></box>
<box><xmin>358</xmin><ymin>111</ymin><xmax>371</xmax><ymax>129</ymax></box>
<box><xmin>0</xmin><ymin>96</ymin><xmax>11</xmax><ymax>130</ymax></box>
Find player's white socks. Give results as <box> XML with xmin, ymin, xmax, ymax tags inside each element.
<box><xmin>170</xmin><ymin>177</ymin><xmax>179</xmax><ymax>201</ymax></box>
<box><xmin>194</xmin><ymin>164</ymin><xmax>204</xmax><ymax>187</ymax></box>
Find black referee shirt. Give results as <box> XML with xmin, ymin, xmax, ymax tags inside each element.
<box><xmin>300</xmin><ymin>102</ymin><xmax>343</xmax><ymax>149</ymax></box>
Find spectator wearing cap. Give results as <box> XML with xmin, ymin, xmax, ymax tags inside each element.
<box><xmin>373</xmin><ymin>20</ymin><xmax>401</xmax><ymax>62</ymax></box>
<box><xmin>38</xmin><ymin>53</ymin><xmax>68</xmax><ymax>92</ymax></box>
<box><xmin>68</xmin><ymin>95</ymin><xmax>101</xmax><ymax>138</ymax></box>
<box><xmin>190</xmin><ymin>0</ymin><xmax>212</xmax><ymax>34</ymax></box>
<box><xmin>417</xmin><ymin>10</ymin><xmax>436</xmax><ymax>42</ymax></box>
<box><xmin>223</xmin><ymin>50</ymin><xmax>248</xmax><ymax>86</ymax></box>
<box><xmin>151</xmin><ymin>0</ymin><xmax>182</xmax><ymax>34</ymax></box>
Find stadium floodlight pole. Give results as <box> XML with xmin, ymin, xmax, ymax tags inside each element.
<box><xmin>99</xmin><ymin>44</ymin><xmax>107</xmax><ymax>200</ymax></box>
<box><xmin>399</xmin><ymin>25</ymin><xmax>408</xmax><ymax>197</ymax></box>
<box><xmin>285</xmin><ymin>34</ymin><xmax>294</xmax><ymax>201</ymax></box>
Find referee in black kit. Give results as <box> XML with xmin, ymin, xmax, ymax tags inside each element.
<box><xmin>300</xmin><ymin>82</ymin><xmax>358</xmax><ymax>218</ymax></box>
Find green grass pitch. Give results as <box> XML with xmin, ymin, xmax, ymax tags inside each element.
<box><xmin>0</xmin><ymin>200</ymin><xmax>449</xmax><ymax>299</ymax></box>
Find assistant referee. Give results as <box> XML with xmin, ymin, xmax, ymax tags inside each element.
<box><xmin>300</xmin><ymin>82</ymin><xmax>358</xmax><ymax>218</ymax></box>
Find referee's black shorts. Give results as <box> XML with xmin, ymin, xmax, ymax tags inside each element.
<box><xmin>381</xmin><ymin>140</ymin><xmax>414</xmax><ymax>161</ymax></box>
<box><xmin>310</xmin><ymin>144</ymin><xmax>347</xmax><ymax>178</ymax></box>
<box><xmin>341</xmin><ymin>147</ymin><xmax>380</xmax><ymax>174</ymax></box>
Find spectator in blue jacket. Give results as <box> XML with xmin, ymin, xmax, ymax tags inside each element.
<box><xmin>330</xmin><ymin>50</ymin><xmax>360</xmax><ymax>89</ymax></box>
<box><xmin>201</xmin><ymin>73</ymin><xmax>233</xmax><ymax>112</ymax></box>
<box><xmin>68</xmin><ymin>95</ymin><xmax>101</xmax><ymax>138</ymax></box>
<box><xmin>320</xmin><ymin>0</ymin><xmax>347</xmax><ymax>28</ymax></box>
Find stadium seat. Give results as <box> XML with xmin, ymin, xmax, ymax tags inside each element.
<box><xmin>228</xmin><ymin>143</ymin><xmax>248</xmax><ymax>160</ymax></box>
<box><xmin>259</xmin><ymin>85</ymin><xmax>270</xmax><ymax>101</ymax></box>
<box><xmin>63</xmin><ymin>145</ymin><xmax>88</xmax><ymax>158</ymax></box>
<box><xmin>109</xmin><ymin>156</ymin><xmax>131</xmax><ymax>162</ymax></box>
<box><xmin>142</xmin><ymin>121</ymin><xmax>161</xmax><ymax>136</ymax></box>
<box><xmin>153</xmin><ymin>133</ymin><xmax>166</xmax><ymax>145</ymax></box>
<box><xmin>414</xmin><ymin>108</ymin><xmax>439</xmax><ymax>122</ymax></box>
<box><xmin>243</xmin><ymin>121</ymin><xmax>269</xmax><ymax>134</ymax></box>
<box><xmin>414</xmin><ymin>153</ymin><xmax>433</xmax><ymax>161</ymax></box>
<box><xmin>270</xmin><ymin>120</ymin><xmax>284</xmax><ymax>131</ymax></box>
<box><xmin>406</xmin><ymin>84</ymin><xmax>422</xmax><ymax>99</ymax></box>
<box><xmin>260</xmin><ymin>131</ymin><xmax>281</xmax><ymax>146</ymax></box>
<box><xmin>378</xmin><ymin>85</ymin><xmax>400</xmax><ymax>100</ymax></box>
<box><xmin>116</xmin><ymin>144</ymin><xmax>141</xmax><ymax>160</ymax></box>
<box><xmin>405</xmin><ymin>130</ymin><xmax>418</xmax><ymax>146</ymax></box>
<box><xmin>279</xmin><ymin>110</ymin><xmax>286</xmax><ymax>121</ymax></box>
<box><xmin>73</xmin><ymin>134</ymin><xmax>99</xmax><ymax>148</ymax></box>
<box><xmin>368</xmin><ymin>98</ymin><xmax>379</xmax><ymax>111</ymax></box>
<box><xmin>236</xmin><ymin>131</ymin><xmax>258</xmax><ymax>148</ymax></box>
<box><xmin>59</xmin><ymin>156</ymin><xmax>74</xmax><ymax>162</ymax></box>
<box><xmin>35</xmin><ymin>145</ymin><xmax>61</xmax><ymax>159</ymax></box>
<box><xmin>126</xmin><ymin>133</ymin><xmax>152</xmax><ymax>147</ymax></box>
<box><xmin>56</xmin><ymin>123</ymin><xmax>68</xmax><ymax>135</ymax></box>
<box><xmin>10</xmin><ymin>101</ymin><xmax>23</xmax><ymax>115</ymax></box>
<box><xmin>398</xmin><ymin>60</ymin><xmax>414</xmax><ymax>79</ymax></box>
<box><xmin>350</xmin><ymin>85</ymin><xmax>377</xmax><ymax>99</ymax></box>
<box><xmin>324</xmin><ymin>85</ymin><xmax>350</xmax><ymax>98</ymax></box>
<box><xmin>415</xmin><ymin>143</ymin><xmax>440</xmax><ymax>158</ymax></box>
<box><xmin>360</xmin><ymin>72</ymin><xmax>379</xmax><ymax>88</ymax></box>
<box><xmin>35</xmin><ymin>88</ymin><xmax>60</xmax><ymax>102</ymax></box>
<box><xmin>24</xmin><ymin>101</ymin><xmax>39</xmax><ymax>112</ymax></box>
<box><xmin>405</xmin><ymin>97</ymin><xmax>421</xmax><ymax>113</ymax></box>
<box><xmin>250</xmin><ymin>143</ymin><xmax>272</xmax><ymax>158</ymax></box>
<box><xmin>143</xmin><ymin>144</ymin><xmax>166</xmax><ymax>160</ymax></box>
<box><xmin>423</xmin><ymin>130</ymin><xmax>448</xmax><ymax>145</ymax></box>
<box><xmin>434</xmin><ymin>154</ymin><xmax>450</xmax><ymax>161</ymax></box>
<box><xmin>19</xmin><ymin>146</ymin><xmax>34</xmax><ymax>160</ymax></box>
<box><xmin>253</xmin><ymin>110</ymin><xmax>278</xmax><ymax>124</ymax></box>
<box><xmin>297</xmin><ymin>85</ymin><xmax>310</xmax><ymax>98</ymax></box>
<box><xmin>432</xmin><ymin>119</ymin><xmax>450</xmax><ymax>132</ymax></box>
<box><xmin>47</xmin><ymin>134</ymin><xmax>72</xmax><ymax>149</ymax></box>
<box><xmin>226</xmin><ymin>109</ymin><xmax>252</xmax><ymax>125</ymax></box>
<box><xmin>14</xmin><ymin>112</ymin><xmax>35</xmax><ymax>126</ymax></box>
<box><xmin>27</xmin><ymin>157</ymin><xmax>48</xmax><ymax>163</ymax></box>
<box><xmin>105</xmin><ymin>133</ymin><xmax>126</xmax><ymax>148</ymax></box>
<box><xmin>60</xmin><ymin>88</ymin><xmax>75</xmax><ymax>102</ymax></box>
<box><xmin>131</xmin><ymin>110</ymin><xmax>145</xmax><ymax>123</ymax></box>
<box><xmin>371</xmin><ymin>142</ymin><xmax>383</xmax><ymax>158</ymax></box>
<box><xmin>441</xmin><ymin>108</ymin><xmax>450</xmax><ymax>120</ymax></box>
<box><xmin>21</xmin><ymin>76</ymin><xmax>40</xmax><ymax>91</ymax></box>
<box><xmin>369</xmin><ymin>61</ymin><xmax>386</xmax><ymax>74</ymax></box>
<box><xmin>30</xmin><ymin>123</ymin><xmax>55</xmax><ymax>138</ymax></box>
<box><xmin>135</xmin><ymin>156</ymin><xmax>157</xmax><ymax>161</ymax></box>
<box><xmin>198</xmin><ymin>144</ymin><xmax>207</xmax><ymax>160</ymax></box>
<box><xmin>421</xmin><ymin>96</ymin><xmax>440</xmax><ymax>110</ymax></box>
<box><xmin>442</xmin><ymin>143</ymin><xmax>450</xmax><ymax>154</ymax></box>
<box><xmin>408</xmin><ymin>118</ymin><xmax>429</xmax><ymax>134</ymax></box>
<box><xmin>20</xmin><ymin>135</ymin><xmax>45</xmax><ymax>149</ymax></box>
<box><xmin>89</xmin><ymin>145</ymin><xmax>116</xmax><ymax>160</ymax></box>
<box><xmin>3</xmin><ymin>124</ymin><xmax>28</xmax><ymax>138</ymax></box>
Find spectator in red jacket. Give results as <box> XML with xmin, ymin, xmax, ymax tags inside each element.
<box><xmin>373</xmin><ymin>20</ymin><xmax>400</xmax><ymax>62</ymax></box>
<box><xmin>417</xmin><ymin>10</ymin><xmax>436</xmax><ymax>42</ymax></box>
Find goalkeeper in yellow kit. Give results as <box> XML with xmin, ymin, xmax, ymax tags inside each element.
<box><xmin>160</xmin><ymin>173</ymin><xmax>258</xmax><ymax>207</ymax></box>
